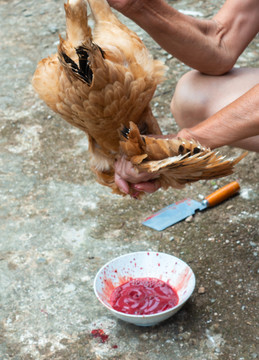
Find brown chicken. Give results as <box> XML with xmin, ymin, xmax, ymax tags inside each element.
<box><xmin>32</xmin><ymin>0</ymin><xmax>246</xmax><ymax>195</ymax></box>
<box><xmin>32</xmin><ymin>0</ymin><xmax>164</xmax><ymax>195</ymax></box>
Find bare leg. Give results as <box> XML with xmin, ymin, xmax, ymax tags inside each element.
<box><xmin>171</xmin><ymin>68</ymin><xmax>259</xmax><ymax>151</ymax></box>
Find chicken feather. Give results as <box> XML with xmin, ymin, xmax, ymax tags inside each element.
<box><xmin>32</xmin><ymin>0</ymin><xmax>246</xmax><ymax>196</ymax></box>
<box><xmin>120</xmin><ymin>122</ymin><xmax>247</xmax><ymax>190</ymax></box>
<box><xmin>33</xmin><ymin>0</ymin><xmax>164</xmax><ymax>194</ymax></box>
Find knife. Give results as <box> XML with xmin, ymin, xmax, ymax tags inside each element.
<box><xmin>142</xmin><ymin>181</ymin><xmax>240</xmax><ymax>231</ymax></box>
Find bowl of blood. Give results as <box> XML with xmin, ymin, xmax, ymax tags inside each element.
<box><xmin>94</xmin><ymin>251</ymin><xmax>195</xmax><ymax>326</ymax></box>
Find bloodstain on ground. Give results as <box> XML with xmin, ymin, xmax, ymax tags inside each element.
<box><xmin>91</xmin><ymin>329</ymin><xmax>109</xmax><ymax>343</ymax></box>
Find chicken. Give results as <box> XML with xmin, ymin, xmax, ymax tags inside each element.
<box><xmin>32</xmin><ymin>0</ymin><xmax>246</xmax><ymax>196</ymax></box>
<box><xmin>120</xmin><ymin>122</ymin><xmax>247</xmax><ymax>190</ymax></box>
<box><xmin>32</xmin><ymin>0</ymin><xmax>164</xmax><ymax>194</ymax></box>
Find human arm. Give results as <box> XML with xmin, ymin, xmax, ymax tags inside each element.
<box><xmin>108</xmin><ymin>0</ymin><xmax>259</xmax><ymax>74</ymax></box>
<box><xmin>115</xmin><ymin>84</ymin><xmax>259</xmax><ymax>195</ymax></box>
<box><xmin>177</xmin><ymin>83</ymin><xmax>259</xmax><ymax>149</ymax></box>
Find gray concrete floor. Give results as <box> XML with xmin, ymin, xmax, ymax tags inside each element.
<box><xmin>0</xmin><ymin>0</ymin><xmax>258</xmax><ymax>359</ymax></box>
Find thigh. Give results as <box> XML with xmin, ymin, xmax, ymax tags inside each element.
<box><xmin>172</xmin><ymin>67</ymin><xmax>259</xmax><ymax>151</ymax></box>
<box><xmin>195</xmin><ymin>67</ymin><xmax>259</xmax><ymax>117</ymax></box>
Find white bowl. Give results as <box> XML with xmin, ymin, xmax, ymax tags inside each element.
<box><xmin>94</xmin><ymin>252</ymin><xmax>195</xmax><ymax>326</ymax></box>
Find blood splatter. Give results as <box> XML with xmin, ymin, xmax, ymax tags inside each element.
<box><xmin>91</xmin><ymin>329</ymin><xmax>109</xmax><ymax>343</ymax></box>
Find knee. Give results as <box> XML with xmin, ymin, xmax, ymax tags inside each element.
<box><xmin>170</xmin><ymin>70</ymin><xmax>209</xmax><ymax>129</ymax></box>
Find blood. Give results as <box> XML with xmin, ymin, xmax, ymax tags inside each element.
<box><xmin>91</xmin><ymin>329</ymin><xmax>109</xmax><ymax>343</ymax></box>
<box><xmin>110</xmin><ymin>277</ymin><xmax>179</xmax><ymax>315</ymax></box>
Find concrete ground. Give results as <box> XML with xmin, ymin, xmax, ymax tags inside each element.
<box><xmin>0</xmin><ymin>0</ymin><xmax>258</xmax><ymax>359</ymax></box>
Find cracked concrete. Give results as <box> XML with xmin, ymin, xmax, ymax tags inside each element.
<box><xmin>0</xmin><ymin>0</ymin><xmax>258</xmax><ymax>359</ymax></box>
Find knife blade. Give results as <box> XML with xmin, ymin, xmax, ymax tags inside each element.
<box><xmin>142</xmin><ymin>181</ymin><xmax>240</xmax><ymax>231</ymax></box>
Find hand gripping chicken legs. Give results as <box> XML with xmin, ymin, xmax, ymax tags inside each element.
<box><xmin>32</xmin><ymin>0</ymin><xmax>246</xmax><ymax>195</ymax></box>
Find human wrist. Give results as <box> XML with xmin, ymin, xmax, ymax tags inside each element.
<box><xmin>176</xmin><ymin>128</ymin><xmax>215</xmax><ymax>149</ymax></box>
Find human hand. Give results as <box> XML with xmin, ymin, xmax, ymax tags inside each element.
<box><xmin>114</xmin><ymin>156</ymin><xmax>161</xmax><ymax>197</ymax></box>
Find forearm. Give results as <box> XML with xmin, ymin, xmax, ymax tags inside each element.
<box><xmin>117</xmin><ymin>0</ymin><xmax>232</xmax><ymax>74</ymax></box>
<box><xmin>177</xmin><ymin>84</ymin><xmax>259</xmax><ymax>149</ymax></box>
<box><xmin>111</xmin><ymin>0</ymin><xmax>259</xmax><ymax>75</ymax></box>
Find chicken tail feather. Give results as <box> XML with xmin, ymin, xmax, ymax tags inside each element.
<box><xmin>58</xmin><ymin>40</ymin><xmax>105</xmax><ymax>85</ymax></box>
<box><xmin>120</xmin><ymin>126</ymin><xmax>130</xmax><ymax>140</ymax></box>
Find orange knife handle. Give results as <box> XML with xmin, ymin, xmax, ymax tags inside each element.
<box><xmin>205</xmin><ymin>181</ymin><xmax>240</xmax><ymax>207</ymax></box>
